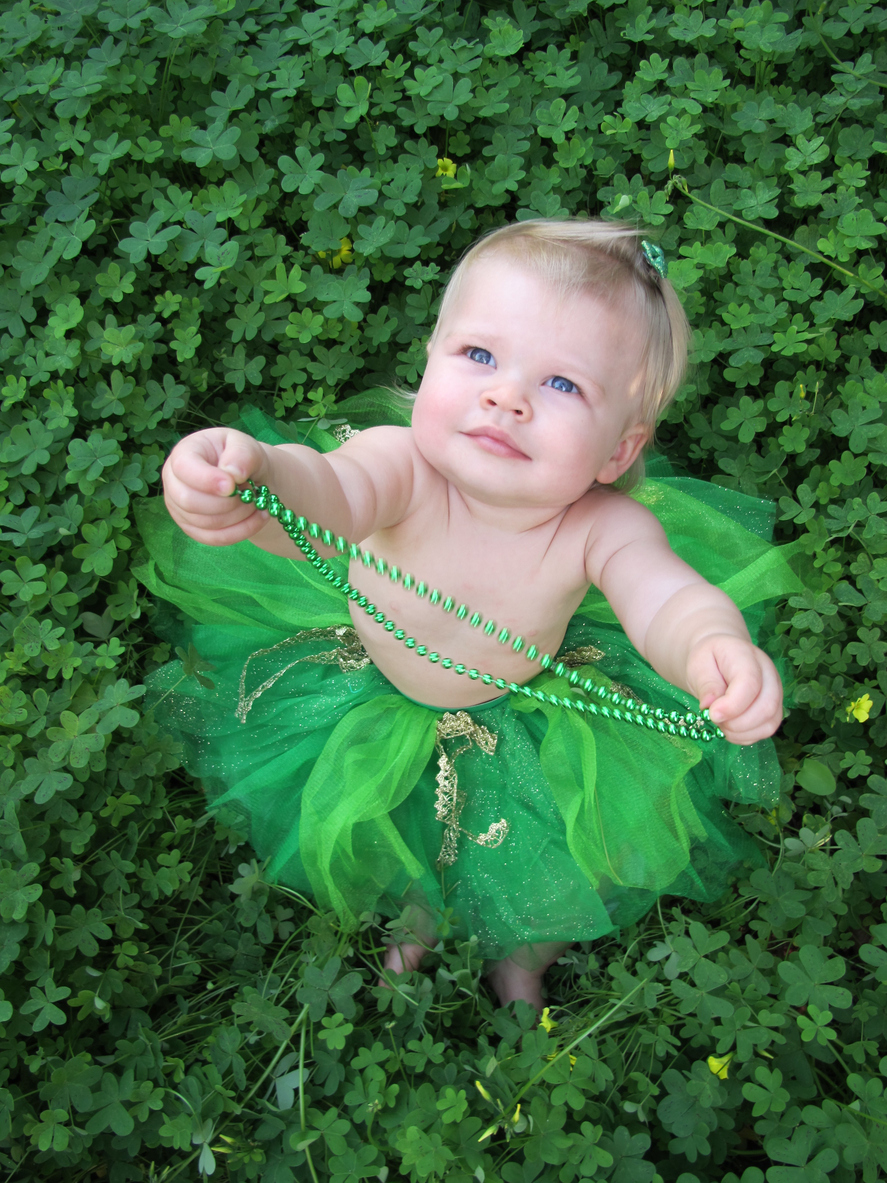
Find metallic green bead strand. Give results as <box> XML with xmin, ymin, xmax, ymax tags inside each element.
<box><xmin>240</xmin><ymin>482</ymin><xmax>722</xmax><ymax>742</ymax></box>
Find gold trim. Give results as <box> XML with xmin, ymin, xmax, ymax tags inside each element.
<box><xmin>236</xmin><ymin>626</ymin><xmax>369</xmax><ymax>722</ymax></box>
<box><xmin>434</xmin><ymin>711</ymin><xmax>508</xmax><ymax>867</ymax></box>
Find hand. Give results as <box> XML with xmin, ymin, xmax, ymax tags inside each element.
<box><xmin>162</xmin><ymin>427</ymin><xmax>271</xmax><ymax>546</ymax></box>
<box><xmin>686</xmin><ymin>635</ymin><xmax>783</xmax><ymax>746</ymax></box>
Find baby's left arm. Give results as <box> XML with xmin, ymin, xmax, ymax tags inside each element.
<box><xmin>585</xmin><ymin>495</ymin><xmax>783</xmax><ymax>746</ymax></box>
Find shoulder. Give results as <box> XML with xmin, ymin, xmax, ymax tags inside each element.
<box><xmin>327</xmin><ymin>425</ymin><xmax>444</xmax><ymax>532</ymax></box>
<box><xmin>577</xmin><ymin>486</ymin><xmax>669</xmax><ymax>585</ymax></box>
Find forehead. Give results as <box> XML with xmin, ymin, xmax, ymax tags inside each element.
<box><xmin>439</xmin><ymin>255</ymin><xmax>646</xmax><ymax>399</ymax></box>
<box><xmin>444</xmin><ymin>256</ymin><xmax>638</xmax><ymax>349</ymax></box>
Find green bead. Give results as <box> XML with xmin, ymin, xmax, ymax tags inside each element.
<box><xmin>553</xmin><ymin>662</ymin><xmax>566</xmax><ymax>678</ymax></box>
<box><xmin>279</xmin><ymin>508</ymin><xmax>294</xmax><ymax>527</ymax></box>
<box><xmin>511</xmin><ymin>636</ymin><xmax>524</xmax><ymax>653</ymax></box>
<box><xmin>481</xmin><ymin>674</ymin><xmax>493</xmax><ymax>685</ymax></box>
<box><xmin>428</xmin><ymin>651</ymin><xmax>439</xmax><ymax>663</ymax></box>
<box><xmin>376</xmin><ymin>558</ymin><xmax>387</xmax><ymax>575</ymax></box>
<box><xmin>403</xmin><ymin>574</ymin><xmax>414</xmax><ymax>590</ymax></box>
<box><xmin>441</xmin><ymin>658</ymin><xmax>453</xmax><ymax>669</ymax></box>
<box><xmin>349</xmin><ymin>543</ymin><xmax>360</xmax><ymax>559</ymax></box>
<box><xmin>416</xmin><ymin>645</ymin><xmax>427</xmax><ymax>656</ymax></box>
<box><xmin>468</xmin><ymin>669</ymin><xmax>479</xmax><ymax>679</ymax></box>
<box><xmin>384</xmin><ymin>620</ymin><xmax>395</xmax><ymax>631</ymax></box>
<box><xmin>497</xmin><ymin>627</ymin><xmax>510</xmax><ymax>644</ymax></box>
<box><xmin>389</xmin><ymin>565</ymin><xmax>400</xmax><ymax>582</ymax></box>
<box><xmin>405</xmin><ymin>638</ymin><xmax>416</xmax><ymax>649</ymax></box>
<box><xmin>364</xmin><ymin>603</ymin><xmax>376</xmax><ymax>614</ymax></box>
<box><xmin>341</xmin><ymin>582</ymin><xmax>351</xmax><ymax>594</ymax></box>
<box><xmin>308</xmin><ymin>521</ymin><xmax>320</xmax><ymax>539</ymax></box>
<box><xmin>456</xmin><ymin>604</ymin><xmax>468</xmax><ymax>620</ymax></box>
<box><xmin>374</xmin><ymin>611</ymin><xmax>385</xmax><ymax>622</ymax></box>
<box><xmin>321</xmin><ymin>528</ymin><xmax>334</xmax><ymax>546</ymax></box>
<box><xmin>362</xmin><ymin>550</ymin><xmax>373</xmax><ymax>567</ymax></box>
<box><xmin>356</xmin><ymin>595</ymin><xmax>368</xmax><ymax>608</ymax></box>
<box><xmin>429</xmin><ymin>588</ymin><xmax>441</xmax><ymax>605</ymax></box>
<box><xmin>240</xmin><ymin>487</ymin><xmax>254</xmax><ymax>503</ymax></box>
<box><xmin>442</xmin><ymin>596</ymin><xmax>454</xmax><ymax>612</ymax></box>
<box><xmin>394</xmin><ymin>629</ymin><xmax>405</xmax><ymax>640</ymax></box>
<box><xmin>348</xmin><ymin>589</ymin><xmax>360</xmax><ymax>601</ymax></box>
<box><xmin>254</xmin><ymin>489</ymin><xmax>268</xmax><ymax>509</ymax></box>
<box><xmin>416</xmin><ymin>582</ymin><xmax>427</xmax><ymax>598</ymax></box>
<box><xmin>526</xmin><ymin>644</ymin><xmax>538</xmax><ymax>661</ymax></box>
<box><xmin>336</xmin><ymin>536</ymin><xmax>347</xmax><ymax>553</ymax></box>
<box><xmin>268</xmin><ymin>495</ymin><xmax>280</xmax><ymax>515</ymax></box>
<box><xmin>470</xmin><ymin>613</ymin><xmax>482</xmax><ymax>628</ymax></box>
<box><xmin>454</xmin><ymin>664</ymin><xmax>466</xmax><ymax>674</ymax></box>
<box><xmin>539</xmin><ymin>654</ymin><xmax>552</xmax><ymax>669</ymax></box>
<box><xmin>507</xmin><ymin>682</ymin><xmax>520</xmax><ymax>693</ymax></box>
<box><xmin>568</xmin><ymin>670</ymin><xmax>580</xmax><ymax>686</ymax></box>
<box><xmin>483</xmin><ymin>620</ymin><xmax>496</xmax><ymax>636</ymax></box>
<box><xmin>494</xmin><ymin>678</ymin><xmax>506</xmax><ymax>690</ymax></box>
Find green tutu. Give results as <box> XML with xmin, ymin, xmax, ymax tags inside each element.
<box><xmin>136</xmin><ymin>405</ymin><xmax>805</xmax><ymax>963</ymax></box>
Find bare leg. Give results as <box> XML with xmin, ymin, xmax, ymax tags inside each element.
<box><xmin>381</xmin><ymin>941</ymin><xmax>428</xmax><ymax>980</ymax></box>
<box><xmin>486</xmin><ymin>941</ymin><xmax>570</xmax><ymax>1011</ymax></box>
<box><xmin>379</xmin><ymin>904</ymin><xmax>435</xmax><ymax>986</ymax></box>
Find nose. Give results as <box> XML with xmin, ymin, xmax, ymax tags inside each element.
<box><xmin>480</xmin><ymin>378</ymin><xmax>532</xmax><ymax>419</ymax></box>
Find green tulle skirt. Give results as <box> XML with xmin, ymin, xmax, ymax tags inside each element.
<box><xmin>136</xmin><ymin>405</ymin><xmax>805</xmax><ymax>963</ymax></box>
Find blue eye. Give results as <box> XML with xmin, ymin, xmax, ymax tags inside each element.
<box><xmin>467</xmin><ymin>347</ymin><xmax>495</xmax><ymax>366</ymax></box>
<box><xmin>546</xmin><ymin>375</ymin><xmax>579</xmax><ymax>394</ymax></box>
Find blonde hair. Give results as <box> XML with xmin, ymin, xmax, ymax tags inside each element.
<box><xmin>431</xmin><ymin>219</ymin><xmax>691</xmax><ymax>487</ymax></box>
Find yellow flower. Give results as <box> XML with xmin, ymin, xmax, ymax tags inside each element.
<box><xmin>436</xmin><ymin>157</ymin><xmax>457</xmax><ymax>178</ymax></box>
<box><xmin>707</xmin><ymin>1051</ymin><xmax>733</xmax><ymax>1079</ymax></box>
<box><xmin>539</xmin><ymin>1007</ymin><xmax>558</xmax><ymax>1033</ymax></box>
<box><xmin>510</xmin><ymin>1104</ymin><xmax>521</xmax><ymax>1126</ymax></box>
<box><xmin>475</xmin><ymin>1079</ymin><xmax>492</xmax><ymax>1101</ymax></box>
<box><xmin>667</xmin><ymin>149</ymin><xmax>675</xmax><ymax>171</ymax></box>
<box><xmin>318</xmin><ymin>238</ymin><xmax>353</xmax><ymax>269</ymax></box>
<box><xmin>798</xmin><ymin>383</ymin><xmax>806</xmax><ymax>399</ymax></box>
<box><xmin>847</xmin><ymin>693</ymin><xmax>873</xmax><ymax>722</ymax></box>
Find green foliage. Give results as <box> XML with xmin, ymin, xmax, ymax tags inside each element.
<box><xmin>0</xmin><ymin>0</ymin><xmax>885</xmax><ymax>1180</ymax></box>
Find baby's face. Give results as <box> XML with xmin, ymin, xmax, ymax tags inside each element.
<box><xmin>412</xmin><ymin>257</ymin><xmax>648</xmax><ymax>511</ymax></box>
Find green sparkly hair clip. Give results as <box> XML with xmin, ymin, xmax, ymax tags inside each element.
<box><xmin>640</xmin><ymin>239</ymin><xmax>668</xmax><ymax>280</ymax></box>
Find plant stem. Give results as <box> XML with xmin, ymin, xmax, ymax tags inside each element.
<box><xmin>511</xmin><ymin>978</ymin><xmax>645</xmax><ymax>1105</ymax></box>
<box><xmin>669</xmin><ymin>178</ymin><xmax>887</xmax><ymax>303</ymax></box>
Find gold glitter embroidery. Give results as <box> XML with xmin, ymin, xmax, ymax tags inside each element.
<box><xmin>237</xmin><ymin>626</ymin><xmax>369</xmax><ymax>722</ymax></box>
<box><xmin>434</xmin><ymin>711</ymin><xmax>508</xmax><ymax>867</ymax></box>
<box><xmin>332</xmin><ymin>424</ymin><xmax>359</xmax><ymax>443</ymax></box>
<box><xmin>560</xmin><ymin>645</ymin><xmax>605</xmax><ymax>666</ymax></box>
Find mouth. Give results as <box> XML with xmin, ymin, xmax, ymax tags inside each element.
<box><xmin>463</xmin><ymin>427</ymin><xmax>529</xmax><ymax>459</ymax></box>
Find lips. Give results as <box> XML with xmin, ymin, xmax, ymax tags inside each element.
<box><xmin>463</xmin><ymin>427</ymin><xmax>529</xmax><ymax>459</ymax></box>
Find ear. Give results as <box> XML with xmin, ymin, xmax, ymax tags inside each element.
<box><xmin>595</xmin><ymin>424</ymin><xmax>650</xmax><ymax>485</ymax></box>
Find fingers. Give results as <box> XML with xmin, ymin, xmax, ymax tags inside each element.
<box><xmin>689</xmin><ymin>640</ymin><xmax>784</xmax><ymax>746</ymax></box>
<box><xmin>162</xmin><ymin>429</ymin><xmax>269</xmax><ymax>545</ymax></box>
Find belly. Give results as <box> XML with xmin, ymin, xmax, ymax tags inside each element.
<box><xmin>346</xmin><ymin>570</ymin><xmax>575</xmax><ymax>708</ymax></box>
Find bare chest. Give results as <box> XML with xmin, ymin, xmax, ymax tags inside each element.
<box><xmin>345</xmin><ymin>502</ymin><xmax>591</xmax><ymax>706</ymax></box>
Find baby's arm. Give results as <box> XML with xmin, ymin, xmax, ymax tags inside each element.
<box><xmin>162</xmin><ymin>425</ymin><xmax>418</xmax><ymax>556</ymax></box>
<box><xmin>586</xmin><ymin>495</ymin><xmax>782</xmax><ymax>746</ymax></box>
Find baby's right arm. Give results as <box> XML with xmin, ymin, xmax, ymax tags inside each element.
<box><xmin>162</xmin><ymin>425</ymin><xmax>418</xmax><ymax>556</ymax></box>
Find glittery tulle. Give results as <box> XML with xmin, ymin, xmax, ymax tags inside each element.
<box><xmin>135</xmin><ymin>405</ymin><xmax>805</xmax><ymax>962</ymax></box>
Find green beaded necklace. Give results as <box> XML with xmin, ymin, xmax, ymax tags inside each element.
<box><xmin>237</xmin><ymin>481</ymin><xmax>723</xmax><ymax>743</ymax></box>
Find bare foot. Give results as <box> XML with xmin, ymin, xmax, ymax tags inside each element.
<box><xmin>486</xmin><ymin>956</ymin><xmax>546</xmax><ymax>1011</ymax></box>
<box><xmin>379</xmin><ymin>941</ymin><xmax>427</xmax><ymax>987</ymax></box>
